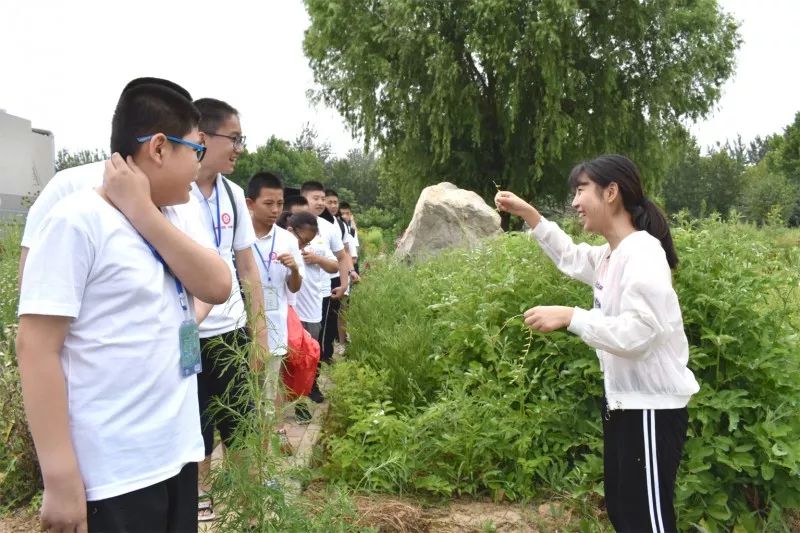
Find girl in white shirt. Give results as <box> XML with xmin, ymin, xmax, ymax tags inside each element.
<box><xmin>496</xmin><ymin>154</ymin><xmax>699</xmax><ymax>533</ymax></box>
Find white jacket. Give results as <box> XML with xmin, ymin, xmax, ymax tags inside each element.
<box><xmin>530</xmin><ymin>218</ymin><xmax>700</xmax><ymax>410</ymax></box>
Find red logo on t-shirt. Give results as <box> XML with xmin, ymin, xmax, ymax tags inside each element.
<box><xmin>221</xmin><ymin>213</ymin><xmax>232</xmax><ymax>225</ymax></box>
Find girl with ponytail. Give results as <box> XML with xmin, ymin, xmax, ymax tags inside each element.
<box><xmin>496</xmin><ymin>154</ymin><xmax>699</xmax><ymax>532</ymax></box>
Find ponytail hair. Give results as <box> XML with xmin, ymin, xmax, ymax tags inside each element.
<box><xmin>568</xmin><ymin>155</ymin><xmax>679</xmax><ymax>269</ymax></box>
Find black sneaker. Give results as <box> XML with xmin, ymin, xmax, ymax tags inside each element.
<box><xmin>308</xmin><ymin>384</ymin><xmax>325</xmax><ymax>404</ymax></box>
<box><xmin>295</xmin><ymin>404</ymin><xmax>312</xmax><ymax>425</ymax></box>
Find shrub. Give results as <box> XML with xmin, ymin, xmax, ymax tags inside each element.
<box><xmin>0</xmin><ymin>223</ymin><xmax>42</xmax><ymax>510</ymax></box>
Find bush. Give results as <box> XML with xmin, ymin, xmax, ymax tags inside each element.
<box><xmin>323</xmin><ymin>218</ymin><xmax>800</xmax><ymax>530</ymax></box>
<box><xmin>0</xmin><ymin>223</ymin><xmax>42</xmax><ymax>510</ymax></box>
<box><xmin>357</xmin><ymin>227</ymin><xmax>393</xmax><ymax>261</ymax></box>
<box><xmin>739</xmin><ymin>165</ymin><xmax>798</xmax><ymax>226</ymax></box>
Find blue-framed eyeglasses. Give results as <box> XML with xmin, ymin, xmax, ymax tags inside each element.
<box><xmin>136</xmin><ymin>134</ymin><xmax>206</xmax><ymax>162</ymax></box>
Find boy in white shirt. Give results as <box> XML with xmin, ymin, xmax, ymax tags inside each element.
<box><xmin>300</xmin><ymin>182</ymin><xmax>355</xmax><ymax>402</ymax></box>
<box><xmin>189</xmin><ymin>98</ymin><xmax>267</xmax><ymax>520</ymax></box>
<box><xmin>16</xmin><ymin>79</ymin><xmax>231</xmax><ymax>532</ymax></box>
<box><xmin>245</xmin><ymin>171</ymin><xmax>304</xmax><ymax>364</ymax></box>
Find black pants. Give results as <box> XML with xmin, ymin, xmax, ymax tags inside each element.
<box><xmin>87</xmin><ymin>462</ymin><xmax>197</xmax><ymax>532</ymax></box>
<box><xmin>197</xmin><ymin>328</ymin><xmax>251</xmax><ymax>456</ymax></box>
<box><xmin>603</xmin><ymin>401</ymin><xmax>689</xmax><ymax>533</ymax></box>
<box><xmin>320</xmin><ymin>276</ymin><xmax>342</xmax><ymax>363</ymax></box>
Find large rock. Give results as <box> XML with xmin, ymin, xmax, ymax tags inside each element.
<box><xmin>395</xmin><ymin>182</ymin><xmax>502</xmax><ymax>262</ymax></box>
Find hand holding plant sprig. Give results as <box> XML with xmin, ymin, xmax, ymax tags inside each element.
<box><xmin>494</xmin><ymin>189</ymin><xmax>574</xmax><ymax>333</ymax></box>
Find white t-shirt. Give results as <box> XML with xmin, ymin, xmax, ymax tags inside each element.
<box><xmin>318</xmin><ymin>217</ymin><xmax>345</xmax><ymax>294</ymax></box>
<box><xmin>294</xmin><ymin>232</ymin><xmax>337</xmax><ymax>323</ymax></box>
<box><xmin>253</xmin><ymin>225</ymin><xmax>304</xmax><ymax>356</ymax></box>
<box><xmin>190</xmin><ymin>175</ymin><xmax>257</xmax><ymax>338</ymax></box>
<box><xmin>349</xmin><ymin>230</ymin><xmax>359</xmax><ymax>258</ymax></box>
<box><xmin>18</xmin><ymin>189</ymin><xmax>210</xmax><ymax>501</ymax></box>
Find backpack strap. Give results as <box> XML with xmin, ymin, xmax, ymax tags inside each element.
<box><xmin>221</xmin><ymin>177</ymin><xmax>239</xmax><ymax>251</ymax></box>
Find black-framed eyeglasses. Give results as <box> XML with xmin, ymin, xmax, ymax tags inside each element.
<box><xmin>136</xmin><ymin>134</ymin><xmax>206</xmax><ymax>162</ymax></box>
<box><xmin>206</xmin><ymin>132</ymin><xmax>246</xmax><ymax>150</ymax></box>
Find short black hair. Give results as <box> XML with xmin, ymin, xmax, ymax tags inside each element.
<box><xmin>284</xmin><ymin>195</ymin><xmax>308</xmax><ymax>210</ymax></box>
<box><xmin>288</xmin><ymin>211</ymin><xmax>319</xmax><ymax>231</ymax></box>
<box><xmin>276</xmin><ymin>211</ymin><xmax>291</xmax><ymax>229</ymax></box>
<box><xmin>339</xmin><ymin>201</ymin><xmax>352</xmax><ymax>210</ymax></box>
<box><xmin>110</xmin><ymin>80</ymin><xmax>199</xmax><ymax>159</ymax></box>
<box><xmin>122</xmin><ymin>77</ymin><xmax>192</xmax><ymax>101</ymax></box>
<box><xmin>324</xmin><ymin>188</ymin><xmax>338</xmax><ymax>198</ymax></box>
<box><xmin>246</xmin><ymin>171</ymin><xmax>284</xmax><ymax>200</ymax></box>
<box><xmin>300</xmin><ymin>181</ymin><xmax>325</xmax><ymax>193</ymax></box>
<box><xmin>194</xmin><ymin>98</ymin><xmax>238</xmax><ymax>133</ymax></box>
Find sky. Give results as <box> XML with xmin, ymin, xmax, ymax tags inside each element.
<box><xmin>1</xmin><ymin>0</ymin><xmax>797</xmax><ymax>158</ymax></box>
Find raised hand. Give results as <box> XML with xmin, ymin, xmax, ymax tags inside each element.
<box><xmin>103</xmin><ymin>153</ymin><xmax>154</xmax><ymax>224</ymax></box>
<box><xmin>494</xmin><ymin>191</ymin><xmax>535</xmax><ymax>217</ymax></box>
<box><xmin>277</xmin><ymin>252</ymin><xmax>298</xmax><ymax>272</ymax></box>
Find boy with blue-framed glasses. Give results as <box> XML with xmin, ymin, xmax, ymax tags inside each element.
<box><xmin>16</xmin><ymin>79</ymin><xmax>231</xmax><ymax>532</ymax></box>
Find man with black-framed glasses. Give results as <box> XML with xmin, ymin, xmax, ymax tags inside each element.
<box><xmin>190</xmin><ymin>97</ymin><xmax>266</xmax><ymax>522</ymax></box>
<box><xmin>204</xmin><ymin>131</ymin><xmax>246</xmax><ymax>151</ymax></box>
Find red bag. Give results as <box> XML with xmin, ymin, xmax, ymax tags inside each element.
<box><xmin>282</xmin><ymin>305</ymin><xmax>321</xmax><ymax>399</ymax></box>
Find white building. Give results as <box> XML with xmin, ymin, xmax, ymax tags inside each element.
<box><xmin>0</xmin><ymin>110</ymin><xmax>55</xmax><ymax>219</ymax></box>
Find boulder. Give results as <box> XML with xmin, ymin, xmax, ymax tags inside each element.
<box><xmin>395</xmin><ymin>182</ymin><xmax>503</xmax><ymax>262</ymax></box>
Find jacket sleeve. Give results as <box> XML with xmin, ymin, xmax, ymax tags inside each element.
<box><xmin>530</xmin><ymin>217</ymin><xmax>608</xmax><ymax>286</ymax></box>
<box><xmin>566</xmin><ymin>274</ymin><xmax>671</xmax><ymax>360</ymax></box>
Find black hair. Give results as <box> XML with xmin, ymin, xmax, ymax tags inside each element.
<box><xmin>568</xmin><ymin>154</ymin><xmax>679</xmax><ymax>269</ymax></box>
<box><xmin>276</xmin><ymin>211</ymin><xmax>292</xmax><ymax>229</ymax></box>
<box><xmin>284</xmin><ymin>195</ymin><xmax>308</xmax><ymax>210</ymax></box>
<box><xmin>110</xmin><ymin>81</ymin><xmax>199</xmax><ymax>159</ymax></box>
<box><xmin>246</xmin><ymin>171</ymin><xmax>284</xmax><ymax>200</ymax></box>
<box><xmin>122</xmin><ymin>77</ymin><xmax>192</xmax><ymax>101</ymax></box>
<box><xmin>339</xmin><ymin>201</ymin><xmax>352</xmax><ymax>210</ymax></box>
<box><xmin>325</xmin><ymin>188</ymin><xmax>338</xmax><ymax>198</ymax></box>
<box><xmin>194</xmin><ymin>98</ymin><xmax>238</xmax><ymax>133</ymax></box>
<box><xmin>287</xmin><ymin>211</ymin><xmax>319</xmax><ymax>232</ymax></box>
<box><xmin>300</xmin><ymin>180</ymin><xmax>325</xmax><ymax>193</ymax></box>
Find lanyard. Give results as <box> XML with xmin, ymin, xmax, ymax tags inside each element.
<box><xmin>203</xmin><ymin>182</ymin><xmax>222</xmax><ymax>248</ymax></box>
<box><xmin>143</xmin><ymin>240</ymin><xmax>190</xmax><ymax>315</ymax></box>
<box><xmin>253</xmin><ymin>229</ymin><xmax>277</xmax><ymax>283</ymax></box>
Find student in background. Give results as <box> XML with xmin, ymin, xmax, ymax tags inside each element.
<box><xmin>245</xmin><ymin>172</ymin><xmax>304</xmax><ymax>431</ymax></box>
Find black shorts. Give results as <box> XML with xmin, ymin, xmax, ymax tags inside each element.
<box><xmin>197</xmin><ymin>328</ymin><xmax>252</xmax><ymax>456</ymax></box>
<box><xmin>87</xmin><ymin>462</ymin><xmax>197</xmax><ymax>532</ymax></box>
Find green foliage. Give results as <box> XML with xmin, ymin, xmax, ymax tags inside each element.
<box><xmin>200</xmin><ymin>334</ymin><xmax>368</xmax><ymax>532</ymax></box>
<box><xmin>664</xmin><ymin>142</ymin><xmax>746</xmax><ymax>218</ymax></box>
<box><xmin>304</xmin><ymin>0</ymin><xmax>740</xmax><ymax>207</ymax></box>
<box><xmin>0</xmin><ymin>224</ymin><xmax>41</xmax><ymax>510</ymax></box>
<box><xmin>739</xmin><ymin>164</ymin><xmax>798</xmax><ymax>226</ymax></box>
<box><xmin>55</xmin><ymin>148</ymin><xmax>108</xmax><ymax>172</ymax></box>
<box><xmin>766</xmin><ymin>111</ymin><xmax>800</xmax><ymax>184</ymax></box>
<box><xmin>229</xmin><ymin>136</ymin><xmax>328</xmax><ymax>188</ymax></box>
<box><xmin>324</xmin><ymin>220</ymin><xmax>800</xmax><ymax>530</ymax></box>
<box><xmin>326</xmin><ymin>150</ymin><xmax>381</xmax><ymax>209</ymax></box>
<box><xmin>356</xmin><ymin>227</ymin><xmax>391</xmax><ymax>261</ymax></box>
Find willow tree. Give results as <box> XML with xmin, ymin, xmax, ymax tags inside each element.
<box><xmin>304</xmin><ymin>0</ymin><xmax>739</xmax><ymax>213</ymax></box>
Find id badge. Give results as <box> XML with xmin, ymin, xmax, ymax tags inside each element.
<box><xmin>265</xmin><ymin>286</ymin><xmax>280</xmax><ymax>311</ymax></box>
<box><xmin>179</xmin><ymin>319</ymin><xmax>202</xmax><ymax>377</ymax></box>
